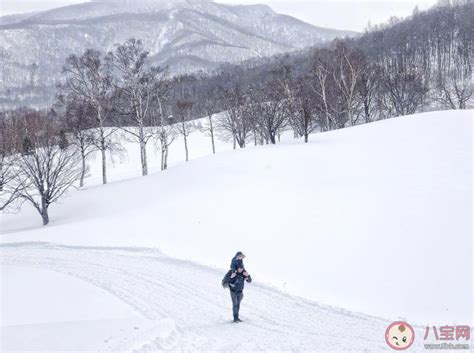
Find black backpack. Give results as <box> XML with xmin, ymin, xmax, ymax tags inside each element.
<box><xmin>222</xmin><ymin>270</ymin><xmax>233</xmax><ymax>289</ymax></box>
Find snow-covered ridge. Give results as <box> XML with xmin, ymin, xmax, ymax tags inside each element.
<box><xmin>1</xmin><ymin>0</ymin><xmax>214</xmax><ymax>24</ymax></box>
<box><xmin>0</xmin><ymin>0</ymin><xmax>355</xmax><ymax>107</ymax></box>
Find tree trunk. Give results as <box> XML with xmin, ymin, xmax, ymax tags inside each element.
<box><xmin>101</xmin><ymin>147</ymin><xmax>107</xmax><ymax>185</ymax></box>
<box><xmin>80</xmin><ymin>150</ymin><xmax>86</xmax><ymax>187</ymax></box>
<box><xmin>211</xmin><ymin>132</ymin><xmax>216</xmax><ymax>154</ymax></box>
<box><xmin>161</xmin><ymin>146</ymin><xmax>166</xmax><ymax>171</ymax></box>
<box><xmin>348</xmin><ymin>110</ymin><xmax>354</xmax><ymax>127</ymax></box>
<box><xmin>41</xmin><ymin>198</ymin><xmax>49</xmax><ymax>225</ymax></box>
<box><xmin>164</xmin><ymin>146</ymin><xmax>169</xmax><ymax>169</ymax></box>
<box><xmin>270</xmin><ymin>133</ymin><xmax>276</xmax><ymax>144</ymax></box>
<box><xmin>138</xmin><ymin>124</ymin><xmax>148</xmax><ymax>176</ymax></box>
<box><xmin>364</xmin><ymin>100</ymin><xmax>370</xmax><ymax>123</ymax></box>
<box><xmin>98</xmin><ymin>110</ymin><xmax>107</xmax><ymax>185</ymax></box>
<box><xmin>161</xmin><ymin>143</ymin><xmax>169</xmax><ymax>171</ymax></box>
<box><xmin>0</xmin><ymin>160</ymin><xmax>4</xmax><ymax>192</ymax></box>
<box><xmin>99</xmin><ymin>126</ymin><xmax>107</xmax><ymax>185</ymax></box>
<box><xmin>184</xmin><ymin>134</ymin><xmax>189</xmax><ymax>162</ymax></box>
<box><xmin>140</xmin><ymin>139</ymin><xmax>148</xmax><ymax>176</ymax></box>
<box><xmin>209</xmin><ymin>116</ymin><xmax>216</xmax><ymax>154</ymax></box>
<box><xmin>304</xmin><ymin>115</ymin><xmax>310</xmax><ymax>143</ymax></box>
<box><xmin>233</xmin><ymin>135</ymin><xmax>236</xmax><ymax>150</ymax></box>
<box><xmin>41</xmin><ymin>211</ymin><xmax>49</xmax><ymax>226</ymax></box>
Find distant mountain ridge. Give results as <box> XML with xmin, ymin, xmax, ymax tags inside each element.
<box><xmin>0</xmin><ymin>0</ymin><xmax>355</xmax><ymax>107</ymax></box>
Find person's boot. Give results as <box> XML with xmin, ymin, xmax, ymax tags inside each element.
<box><xmin>233</xmin><ymin>316</ymin><xmax>239</xmax><ymax>323</ymax></box>
<box><xmin>236</xmin><ymin>318</ymin><xmax>242</xmax><ymax>322</ymax></box>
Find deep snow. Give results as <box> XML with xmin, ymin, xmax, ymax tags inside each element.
<box><xmin>1</xmin><ymin>110</ymin><xmax>472</xmax><ymax>351</ymax></box>
<box><xmin>0</xmin><ymin>242</ymin><xmax>427</xmax><ymax>352</ymax></box>
<box><xmin>1</xmin><ymin>265</ymin><xmax>140</xmax><ymax>326</ymax></box>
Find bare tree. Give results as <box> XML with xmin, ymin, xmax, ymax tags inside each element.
<box><xmin>196</xmin><ymin>98</ymin><xmax>217</xmax><ymax>154</ymax></box>
<box><xmin>109</xmin><ymin>39</ymin><xmax>168</xmax><ymax>176</ymax></box>
<box><xmin>152</xmin><ymin>97</ymin><xmax>176</xmax><ymax>171</ymax></box>
<box><xmin>270</xmin><ymin>60</ymin><xmax>317</xmax><ymax>142</ymax></box>
<box><xmin>59</xmin><ymin>96</ymin><xmax>97</xmax><ymax>187</ymax></box>
<box><xmin>379</xmin><ymin>64</ymin><xmax>428</xmax><ymax>116</ymax></box>
<box><xmin>157</xmin><ymin>119</ymin><xmax>176</xmax><ymax>171</ymax></box>
<box><xmin>356</xmin><ymin>62</ymin><xmax>380</xmax><ymax>123</ymax></box>
<box><xmin>175</xmin><ymin>100</ymin><xmax>194</xmax><ymax>162</ymax></box>
<box><xmin>290</xmin><ymin>79</ymin><xmax>318</xmax><ymax>143</ymax></box>
<box><xmin>62</xmin><ymin>49</ymin><xmax>117</xmax><ymax>184</ymax></box>
<box><xmin>0</xmin><ymin>111</ymin><xmax>13</xmax><ymax>193</ymax></box>
<box><xmin>434</xmin><ymin>58</ymin><xmax>473</xmax><ymax>109</ymax></box>
<box><xmin>0</xmin><ymin>112</ymin><xmax>26</xmax><ymax>211</ymax></box>
<box><xmin>218</xmin><ymin>85</ymin><xmax>251</xmax><ymax>149</ymax></box>
<box><xmin>311</xmin><ymin>49</ymin><xmax>335</xmax><ymax>131</ymax></box>
<box><xmin>254</xmin><ymin>85</ymin><xmax>288</xmax><ymax>145</ymax></box>
<box><xmin>332</xmin><ymin>42</ymin><xmax>363</xmax><ymax>127</ymax></box>
<box><xmin>15</xmin><ymin>112</ymin><xmax>81</xmax><ymax>225</ymax></box>
<box><xmin>0</xmin><ymin>158</ymin><xmax>25</xmax><ymax>212</ymax></box>
<box><xmin>246</xmin><ymin>94</ymin><xmax>263</xmax><ymax>146</ymax></box>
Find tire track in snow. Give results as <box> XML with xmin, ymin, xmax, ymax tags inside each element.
<box><xmin>0</xmin><ymin>242</ymin><xmax>426</xmax><ymax>352</ymax></box>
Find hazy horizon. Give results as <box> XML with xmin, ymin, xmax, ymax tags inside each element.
<box><xmin>0</xmin><ymin>0</ymin><xmax>437</xmax><ymax>32</ymax></box>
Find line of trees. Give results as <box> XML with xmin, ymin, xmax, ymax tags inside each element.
<box><xmin>0</xmin><ymin>1</ymin><xmax>472</xmax><ymax>226</ymax></box>
<box><xmin>168</xmin><ymin>1</ymin><xmax>473</xmax><ymax>140</ymax></box>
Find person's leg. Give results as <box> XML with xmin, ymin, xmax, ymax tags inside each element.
<box><xmin>235</xmin><ymin>292</ymin><xmax>243</xmax><ymax>321</ymax></box>
<box><xmin>230</xmin><ymin>291</ymin><xmax>239</xmax><ymax>321</ymax></box>
<box><xmin>237</xmin><ymin>292</ymin><xmax>243</xmax><ymax>310</ymax></box>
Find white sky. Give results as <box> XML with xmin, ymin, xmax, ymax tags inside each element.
<box><xmin>0</xmin><ymin>0</ymin><xmax>437</xmax><ymax>32</ymax></box>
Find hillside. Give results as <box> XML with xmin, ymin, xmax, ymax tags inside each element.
<box><xmin>1</xmin><ymin>110</ymin><xmax>472</xmax><ymax>351</ymax></box>
<box><xmin>0</xmin><ymin>0</ymin><xmax>354</xmax><ymax>107</ymax></box>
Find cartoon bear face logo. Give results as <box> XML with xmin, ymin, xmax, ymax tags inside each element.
<box><xmin>385</xmin><ymin>321</ymin><xmax>415</xmax><ymax>350</ymax></box>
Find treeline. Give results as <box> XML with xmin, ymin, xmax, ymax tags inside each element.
<box><xmin>176</xmin><ymin>1</ymin><xmax>473</xmax><ymax>123</ymax></box>
<box><xmin>0</xmin><ymin>1</ymin><xmax>472</xmax><ymax>225</ymax></box>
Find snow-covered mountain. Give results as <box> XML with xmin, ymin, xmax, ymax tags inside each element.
<box><xmin>0</xmin><ymin>0</ymin><xmax>354</xmax><ymax>107</ymax></box>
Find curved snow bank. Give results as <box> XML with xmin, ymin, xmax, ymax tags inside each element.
<box><xmin>0</xmin><ymin>255</ymin><xmax>178</xmax><ymax>352</ymax></box>
<box><xmin>1</xmin><ymin>265</ymin><xmax>141</xmax><ymax>326</ymax></box>
<box><xmin>0</xmin><ymin>242</ymin><xmax>405</xmax><ymax>352</ymax></box>
<box><xmin>1</xmin><ymin>110</ymin><xmax>472</xmax><ymax>325</ymax></box>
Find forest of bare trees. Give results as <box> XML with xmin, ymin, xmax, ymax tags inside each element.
<box><xmin>0</xmin><ymin>1</ymin><xmax>472</xmax><ymax>225</ymax></box>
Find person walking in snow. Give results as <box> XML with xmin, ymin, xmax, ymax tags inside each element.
<box><xmin>228</xmin><ymin>266</ymin><xmax>252</xmax><ymax>323</ymax></box>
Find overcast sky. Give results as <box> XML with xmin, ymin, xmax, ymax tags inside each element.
<box><xmin>0</xmin><ymin>0</ymin><xmax>437</xmax><ymax>32</ymax></box>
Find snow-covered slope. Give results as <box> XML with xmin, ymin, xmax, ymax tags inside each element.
<box><xmin>1</xmin><ymin>110</ymin><xmax>472</xmax><ymax>351</ymax></box>
<box><xmin>1</xmin><ymin>243</ymin><xmax>397</xmax><ymax>352</ymax></box>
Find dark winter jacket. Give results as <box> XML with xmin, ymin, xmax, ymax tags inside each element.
<box><xmin>230</xmin><ymin>252</ymin><xmax>245</xmax><ymax>272</ymax></box>
<box><xmin>222</xmin><ymin>270</ymin><xmax>233</xmax><ymax>288</ymax></box>
<box><xmin>229</xmin><ymin>272</ymin><xmax>252</xmax><ymax>293</ymax></box>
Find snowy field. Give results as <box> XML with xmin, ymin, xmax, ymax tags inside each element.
<box><xmin>1</xmin><ymin>110</ymin><xmax>472</xmax><ymax>352</ymax></box>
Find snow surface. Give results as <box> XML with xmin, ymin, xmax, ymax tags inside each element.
<box><xmin>1</xmin><ymin>110</ymin><xmax>473</xmax><ymax>351</ymax></box>
<box><xmin>1</xmin><ymin>264</ymin><xmax>168</xmax><ymax>351</ymax></box>
<box><xmin>1</xmin><ymin>265</ymin><xmax>140</xmax><ymax>326</ymax></box>
<box><xmin>0</xmin><ymin>242</ymin><xmax>436</xmax><ymax>352</ymax></box>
